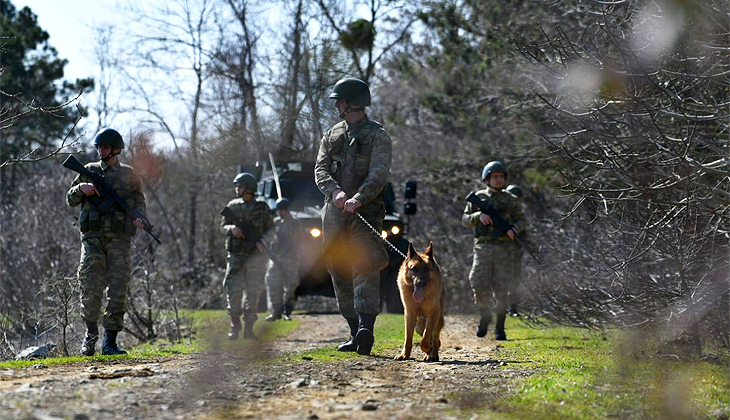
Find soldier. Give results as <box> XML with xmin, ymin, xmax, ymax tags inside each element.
<box><xmin>462</xmin><ymin>161</ymin><xmax>526</xmax><ymax>341</ymax></box>
<box><xmin>314</xmin><ymin>77</ymin><xmax>392</xmax><ymax>356</ymax></box>
<box><xmin>264</xmin><ymin>198</ymin><xmax>304</xmax><ymax>322</ymax></box>
<box><xmin>66</xmin><ymin>128</ymin><xmax>146</xmax><ymax>356</ymax></box>
<box><xmin>220</xmin><ymin>173</ymin><xmax>274</xmax><ymax>340</ymax></box>
<box><xmin>505</xmin><ymin>184</ymin><xmax>526</xmax><ymax>317</ymax></box>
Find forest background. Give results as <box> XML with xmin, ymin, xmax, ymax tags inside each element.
<box><xmin>0</xmin><ymin>0</ymin><xmax>727</xmax><ymax>360</ymax></box>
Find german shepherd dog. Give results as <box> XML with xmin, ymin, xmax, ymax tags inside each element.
<box><xmin>395</xmin><ymin>242</ymin><xmax>445</xmax><ymax>362</ymax></box>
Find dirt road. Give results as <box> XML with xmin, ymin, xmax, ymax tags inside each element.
<box><xmin>1</xmin><ymin>315</ymin><xmax>528</xmax><ymax>419</ymax></box>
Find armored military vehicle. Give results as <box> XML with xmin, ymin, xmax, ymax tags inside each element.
<box><xmin>247</xmin><ymin>161</ymin><xmax>416</xmax><ymax>313</ymax></box>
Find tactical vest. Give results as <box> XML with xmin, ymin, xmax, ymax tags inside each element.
<box><xmin>473</xmin><ymin>190</ymin><xmax>515</xmax><ymax>242</ymax></box>
<box><xmin>78</xmin><ymin>163</ymin><xmax>137</xmax><ymax>238</ymax></box>
<box><xmin>225</xmin><ymin>199</ymin><xmax>270</xmax><ymax>254</ymax></box>
<box><xmin>326</xmin><ymin>120</ymin><xmax>385</xmax><ymax>206</ymax></box>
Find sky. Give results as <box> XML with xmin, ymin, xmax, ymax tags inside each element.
<box><xmin>10</xmin><ymin>0</ymin><xmax>383</xmax><ymax>150</ymax></box>
<box><xmin>12</xmin><ymin>0</ymin><xmax>119</xmax><ymax>83</ymax></box>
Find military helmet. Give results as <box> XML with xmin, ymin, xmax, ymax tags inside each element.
<box><xmin>328</xmin><ymin>78</ymin><xmax>371</xmax><ymax>106</ymax></box>
<box><xmin>233</xmin><ymin>173</ymin><xmax>257</xmax><ymax>191</ymax></box>
<box><xmin>482</xmin><ymin>161</ymin><xmax>508</xmax><ymax>181</ymax></box>
<box><xmin>94</xmin><ymin>128</ymin><xmax>124</xmax><ymax>150</ymax></box>
<box><xmin>506</xmin><ymin>184</ymin><xmax>524</xmax><ymax>198</ymax></box>
<box><xmin>274</xmin><ymin>198</ymin><xmax>290</xmax><ymax>210</ymax></box>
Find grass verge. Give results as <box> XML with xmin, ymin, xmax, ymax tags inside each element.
<box><xmin>0</xmin><ymin>310</ymin><xmax>299</xmax><ymax>369</ymax></box>
<box><xmin>489</xmin><ymin>318</ymin><xmax>730</xmax><ymax>419</ymax></box>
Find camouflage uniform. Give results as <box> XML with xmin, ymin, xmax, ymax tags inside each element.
<box><xmin>314</xmin><ymin>117</ymin><xmax>391</xmax><ymax>318</ymax></box>
<box><xmin>264</xmin><ymin>215</ymin><xmax>303</xmax><ymax>314</ymax></box>
<box><xmin>66</xmin><ymin>160</ymin><xmax>146</xmax><ymax>332</ymax></box>
<box><xmin>220</xmin><ymin>198</ymin><xmax>274</xmax><ymax>323</ymax></box>
<box><xmin>462</xmin><ymin>187</ymin><xmax>525</xmax><ymax>318</ymax></box>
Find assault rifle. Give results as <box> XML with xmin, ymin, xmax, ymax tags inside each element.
<box><xmin>220</xmin><ymin>206</ymin><xmax>288</xmax><ymax>276</ymax></box>
<box><xmin>465</xmin><ymin>192</ymin><xmax>541</xmax><ymax>264</ymax></box>
<box><xmin>62</xmin><ymin>155</ymin><xmax>162</xmax><ymax>244</ymax></box>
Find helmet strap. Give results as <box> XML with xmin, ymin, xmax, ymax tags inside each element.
<box><xmin>101</xmin><ymin>150</ymin><xmax>120</xmax><ymax>162</ymax></box>
<box><xmin>339</xmin><ymin>103</ymin><xmax>364</xmax><ymax>119</ymax></box>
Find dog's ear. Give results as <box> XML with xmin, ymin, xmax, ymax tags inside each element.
<box><xmin>425</xmin><ymin>242</ymin><xmax>433</xmax><ymax>258</ymax></box>
<box><xmin>407</xmin><ymin>242</ymin><xmax>417</xmax><ymax>259</ymax></box>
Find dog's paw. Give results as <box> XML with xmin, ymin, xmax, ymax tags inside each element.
<box><xmin>394</xmin><ymin>353</ymin><xmax>409</xmax><ymax>361</ymax></box>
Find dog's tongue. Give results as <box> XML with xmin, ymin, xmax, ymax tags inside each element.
<box><xmin>413</xmin><ymin>287</ymin><xmax>425</xmax><ymax>304</ymax></box>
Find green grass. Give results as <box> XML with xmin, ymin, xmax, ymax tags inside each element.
<box><xmin>0</xmin><ymin>310</ymin><xmax>299</xmax><ymax>369</ymax></box>
<box><xmin>488</xmin><ymin>318</ymin><xmax>730</xmax><ymax>420</ymax></box>
<box><xmin>292</xmin><ymin>313</ymin><xmax>404</xmax><ymax>361</ymax></box>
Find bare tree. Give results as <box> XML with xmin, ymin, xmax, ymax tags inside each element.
<box><xmin>514</xmin><ymin>0</ymin><xmax>730</xmax><ymax>352</ymax></box>
<box><xmin>315</xmin><ymin>0</ymin><xmax>419</xmax><ymax>84</ymax></box>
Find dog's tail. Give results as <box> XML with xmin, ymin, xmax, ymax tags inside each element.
<box><xmin>415</xmin><ymin>316</ymin><xmax>426</xmax><ymax>337</ymax></box>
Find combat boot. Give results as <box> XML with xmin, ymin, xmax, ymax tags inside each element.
<box><xmin>265</xmin><ymin>307</ymin><xmax>282</xmax><ymax>322</ymax></box>
<box><xmin>101</xmin><ymin>330</ymin><xmax>127</xmax><ymax>355</ymax></box>
<box><xmin>495</xmin><ymin>312</ymin><xmax>507</xmax><ymax>341</ymax></box>
<box><xmin>476</xmin><ymin>312</ymin><xmax>492</xmax><ymax>338</ymax></box>
<box><xmin>282</xmin><ymin>300</ymin><xmax>294</xmax><ymax>321</ymax></box>
<box><xmin>355</xmin><ymin>314</ymin><xmax>377</xmax><ymax>356</ymax></box>
<box><xmin>228</xmin><ymin>315</ymin><xmax>242</xmax><ymax>340</ymax></box>
<box><xmin>243</xmin><ymin>321</ymin><xmax>259</xmax><ymax>340</ymax></box>
<box><xmin>80</xmin><ymin>321</ymin><xmax>98</xmax><ymax>356</ymax></box>
<box><xmin>337</xmin><ymin>317</ymin><xmax>359</xmax><ymax>352</ymax></box>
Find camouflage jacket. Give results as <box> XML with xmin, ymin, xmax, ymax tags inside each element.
<box><xmin>314</xmin><ymin>116</ymin><xmax>392</xmax><ymax>210</ymax></box>
<box><xmin>462</xmin><ymin>187</ymin><xmax>526</xmax><ymax>245</ymax></box>
<box><xmin>269</xmin><ymin>215</ymin><xmax>304</xmax><ymax>258</ymax></box>
<box><xmin>66</xmin><ymin>160</ymin><xmax>146</xmax><ymax>241</ymax></box>
<box><xmin>220</xmin><ymin>198</ymin><xmax>274</xmax><ymax>255</ymax></box>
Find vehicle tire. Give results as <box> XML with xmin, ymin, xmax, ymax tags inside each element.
<box><xmin>381</xmin><ymin>270</ymin><xmax>404</xmax><ymax>313</ymax></box>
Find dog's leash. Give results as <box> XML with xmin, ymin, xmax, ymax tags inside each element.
<box><xmin>355</xmin><ymin>212</ymin><xmax>408</xmax><ymax>260</ymax></box>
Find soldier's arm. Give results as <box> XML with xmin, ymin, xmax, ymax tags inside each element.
<box><xmin>130</xmin><ymin>168</ymin><xmax>147</xmax><ymax>218</ymax></box>
<box><xmin>220</xmin><ymin>206</ymin><xmax>235</xmax><ymax>236</ymax></box>
<box><xmin>462</xmin><ymin>201</ymin><xmax>481</xmax><ymax>227</ymax></box>
<box><xmin>314</xmin><ymin>132</ymin><xmax>342</xmax><ymax>199</ymax></box>
<box><xmin>263</xmin><ymin>205</ymin><xmax>275</xmax><ymax>234</ymax></box>
<box><xmin>511</xmin><ymin>199</ymin><xmax>527</xmax><ymax>234</ymax></box>
<box><xmin>352</xmin><ymin>129</ymin><xmax>392</xmax><ymax>205</ymax></box>
<box><xmin>66</xmin><ymin>173</ymin><xmax>86</xmax><ymax>208</ymax></box>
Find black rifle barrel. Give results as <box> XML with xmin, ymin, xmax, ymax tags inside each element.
<box><xmin>465</xmin><ymin>192</ymin><xmax>541</xmax><ymax>264</ymax></box>
<box><xmin>63</xmin><ymin>155</ymin><xmax>162</xmax><ymax>244</ymax></box>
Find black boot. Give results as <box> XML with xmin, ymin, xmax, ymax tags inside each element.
<box><xmin>476</xmin><ymin>312</ymin><xmax>492</xmax><ymax>338</ymax></box>
<box><xmin>509</xmin><ymin>303</ymin><xmax>520</xmax><ymax>317</ymax></box>
<box><xmin>495</xmin><ymin>312</ymin><xmax>507</xmax><ymax>341</ymax></box>
<box><xmin>228</xmin><ymin>315</ymin><xmax>242</xmax><ymax>340</ymax></box>
<box><xmin>80</xmin><ymin>321</ymin><xmax>98</xmax><ymax>356</ymax></box>
<box><xmin>282</xmin><ymin>300</ymin><xmax>294</xmax><ymax>321</ymax></box>
<box><xmin>243</xmin><ymin>321</ymin><xmax>259</xmax><ymax>340</ymax></box>
<box><xmin>337</xmin><ymin>317</ymin><xmax>359</xmax><ymax>352</ymax></box>
<box><xmin>355</xmin><ymin>314</ymin><xmax>377</xmax><ymax>356</ymax></box>
<box><xmin>265</xmin><ymin>307</ymin><xmax>282</xmax><ymax>322</ymax></box>
<box><xmin>102</xmin><ymin>330</ymin><xmax>127</xmax><ymax>355</ymax></box>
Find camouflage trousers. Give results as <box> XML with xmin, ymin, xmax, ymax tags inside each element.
<box><xmin>468</xmin><ymin>241</ymin><xmax>515</xmax><ymax>316</ymax></box>
<box><xmin>264</xmin><ymin>256</ymin><xmax>300</xmax><ymax>313</ymax></box>
<box><xmin>76</xmin><ymin>237</ymin><xmax>131</xmax><ymax>331</ymax></box>
<box><xmin>509</xmin><ymin>248</ymin><xmax>524</xmax><ymax>305</ymax></box>
<box><xmin>223</xmin><ymin>252</ymin><xmax>267</xmax><ymax>322</ymax></box>
<box><xmin>322</xmin><ymin>202</ymin><xmax>389</xmax><ymax>318</ymax></box>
